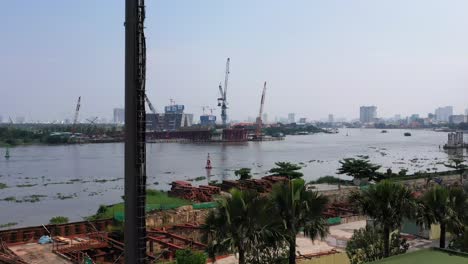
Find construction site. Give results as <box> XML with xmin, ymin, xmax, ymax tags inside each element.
<box><xmin>0</xmin><ymin>173</ymin><xmax>367</xmax><ymax>264</ymax></box>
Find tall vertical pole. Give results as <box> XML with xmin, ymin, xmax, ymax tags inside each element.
<box><xmin>125</xmin><ymin>0</ymin><xmax>147</xmax><ymax>263</ymax></box>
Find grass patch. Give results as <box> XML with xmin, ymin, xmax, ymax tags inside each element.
<box><xmin>88</xmin><ymin>189</ymin><xmax>191</xmax><ymax>220</ymax></box>
<box><xmin>369</xmin><ymin>248</ymin><xmax>468</xmax><ymax>264</ymax></box>
<box><xmin>0</xmin><ymin>222</ymin><xmax>17</xmax><ymax>228</ymax></box>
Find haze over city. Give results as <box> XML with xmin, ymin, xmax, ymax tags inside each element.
<box><xmin>1</xmin><ymin>0</ymin><xmax>468</xmax><ymax>122</ymax></box>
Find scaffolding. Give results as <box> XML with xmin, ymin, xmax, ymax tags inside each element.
<box><xmin>124</xmin><ymin>0</ymin><xmax>147</xmax><ymax>263</ymax></box>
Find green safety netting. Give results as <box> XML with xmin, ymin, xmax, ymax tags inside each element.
<box><xmin>192</xmin><ymin>202</ymin><xmax>218</xmax><ymax>209</ymax></box>
<box><xmin>327</xmin><ymin>217</ymin><xmax>342</xmax><ymax>225</ymax></box>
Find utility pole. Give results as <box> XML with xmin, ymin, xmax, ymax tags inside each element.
<box><xmin>125</xmin><ymin>0</ymin><xmax>147</xmax><ymax>263</ymax></box>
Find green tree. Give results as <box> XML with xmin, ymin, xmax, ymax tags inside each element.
<box><xmin>234</xmin><ymin>168</ymin><xmax>252</xmax><ymax>180</ymax></box>
<box><xmin>271</xmin><ymin>178</ymin><xmax>329</xmax><ymax>264</ymax></box>
<box><xmin>349</xmin><ymin>180</ymin><xmax>416</xmax><ymax>257</ymax></box>
<box><xmin>346</xmin><ymin>226</ymin><xmax>409</xmax><ymax>264</ymax></box>
<box><xmin>338</xmin><ymin>158</ymin><xmax>382</xmax><ymax>182</ymax></box>
<box><xmin>49</xmin><ymin>216</ymin><xmax>69</xmax><ymax>225</ymax></box>
<box><xmin>419</xmin><ymin>186</ymin><xmax>467</xmax><ymax>248</ymax></box>
<box><xmin>444</xmin><ymin>158</ymin><xmax>468</xmax><ymax>183</ymax></box>
<box><xmin>269</xmin><ymin>162</ymin><xmax>303</xmax><ymax>179</ymax></box>
<box><xmin>175</xmin><ymin>249</ymin><xmax>207</xmax><ymax>264</ymax></box>
<box><xmin>203</xmin><ymin>189</ymin><xmax>284</xmax><ymax>264</ymax></box>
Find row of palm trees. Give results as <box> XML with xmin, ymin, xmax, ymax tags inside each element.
<box><xmin>352</xmin><ymin>180</ymin><xmax>468</xmax><ymax>256</ymax></box>
<box><xmin>203</xmin><ymin>163</ymin><xmax>468</xmax><ymax>263</ymax></box>
<box><xmin>203</xmin><ymin>178</ymin><xmax>327</xmax><ymax>264</ymax></box>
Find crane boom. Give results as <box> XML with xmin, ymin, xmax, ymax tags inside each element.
<box><xmin>223</xmin><ymin>58</ymin><xmax>230</xmax><ymax>100</ymax></box>
<box><xmin>218</xmin><ymin>83</ymin><xmax>224</xmax><ymax>98</ymax></box>
<box><xmin>144</xmin><ymin>94</ymin><xmax>157</xmax><ymax>114</ymax></box>
<box><xmin>256</xmin><ymin>82</ymin><xmax>267</xmax><ymax>138</ymax></box>
<box><xmin>218</xmin><ymin>58</ymin><xmax>230</xmax><ymax>126</ymax></box>
<box><xmin>72</xmin><ymin>96</ymin><xmax>81</xmax><ymax>134</ymax></box>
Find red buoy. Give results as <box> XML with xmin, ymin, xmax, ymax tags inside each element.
<box><xmin>205</xmin><ymin>153</ymin><xmax>212</xmax><ymax>169</ymax></box>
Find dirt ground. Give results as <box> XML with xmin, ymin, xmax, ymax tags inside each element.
<box><xmin>9</xmin><ymin>243</ymin><xmax>71</xmax><ymax>264</ymax></box>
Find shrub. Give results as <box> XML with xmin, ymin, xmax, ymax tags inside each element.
<box><xmin>49</xmin><ymin>216</ymin><xmax>69</xmax><ymax>225</ymax></box>
<box><xmin>346</xmin><ymin>226</ymin><xmax>408</xmax><ymax>264</ymax></box>
<box><xmin>175</xmin><ymin>249</ymin><xmax>207</xmax><ymax>264</ymax></box>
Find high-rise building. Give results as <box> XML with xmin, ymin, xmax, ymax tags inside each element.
<box><xmin>298</xmin><ymin>117</ymin><xmax>307</xmax><ymax>124</ymax></box>
<box><xmin>113</xmin><ymin>108</ymin><xmax>125</xmax><ymax>123</ymax></box>
<box><xmin>434</xmin><ymin>106</ymin><xmax>453</xmax><ymax>122</ymax></box>
<box><xmin>449</xmin><ymin>115</ymin><xmax>467</xmax><ymax>125</ymax></box>
<box><xmin>288</xmin><ymin>113</ymin><xmax>295</xmax><ymax>124</ymax></box>
<box><xmin>465</xmin><ymin>108</ymin><xmax>468</xmax><ymax>116</ymax></box>
<box><xmin>0</xmin><ymin>115</ymin><xmax>3</xmax><ymax>123</ymax></box>
<box><xmin>328</xmin><ymin>114</ymin><xmax>334</xmax><ymax>123</ymax></box>
<box><xmin>359</xmin><ymin>106</ymin><xmax>377</xmax><ymax>123</ymax></box>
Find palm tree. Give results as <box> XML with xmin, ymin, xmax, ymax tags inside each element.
<box><xmin>203</xmin><ymin>189</ymin><xmax>282</xmax><ymax>264</ymax></box>
<box><xmin>234</xmin><ymin>168</ymin><xmax>252</xmax><ymax>180</ymax></box>
<box><xmin>338</xmin><ymin>157</ymin><xmax>382</xmax><ymax>183</ymax></box>
<box><xmin>271</xmin><ymin>178</ymin><xmax>329</xmax><ymax>264</ymax></box>
<box><xmin>349</xmin><ymin>180</ymin><xmax>416</xmax><ymax>257</ymax></box>
<box><xmin>420</xmin><ymin>185</ymin><xmax>466</xmax><ymax>248</ymax></box>
<box><xmin>269</xmin><ymin>162</ymin><xmax>303</xmax><ymax>179</ymax></box>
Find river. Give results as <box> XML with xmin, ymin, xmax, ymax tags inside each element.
<box><xmin>0</xmin><ymin>128</ymin><xmax>465</xmax><ymax>228</ymax></box>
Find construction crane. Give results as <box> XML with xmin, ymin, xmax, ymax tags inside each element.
<box><xmin>256</xmin><ymin>82</ymin><xmax>267</xmax><ymax>138</ymax></box>
<box><xmin>71</xmin><ymin>96</ymin><xmax>81</xmax><ymax>134</ymax></box>
<box><xmin>144</xmin><ymin>93</ymin><xmax>157</xmax><ymax>114</ymax></box>
<box><xmin>217</xmin><ymin>58</ymin><xmax>230</xmax><ymax>127</ymax></box>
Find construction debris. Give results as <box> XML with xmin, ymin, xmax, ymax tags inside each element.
<box><xmin>169</xmin><ymin>181</ymin><xmax>220</xmax><ymax>202</ymax></box>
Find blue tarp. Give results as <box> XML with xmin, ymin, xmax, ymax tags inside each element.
<box><xmin>38</xmin><ymin>235</ymin><xmax>52</xmax><ymax>244</ymax></box>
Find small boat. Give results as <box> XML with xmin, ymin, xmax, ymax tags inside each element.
<box><xmin>404</xmin><ymin>132</ymin><xmax>411</xmax><ymax>137</ymax></box>
<box><xmin>205</xmin><ymin>153</ymin><xmax>212</xmax><ymax>169</ymax></box>
<box><xmin>4</xmin><ymin>147</ymin><xmax>10</xmax><ymax>159</ymax></box>
<box><xmin>381</xmin><ymin>130</ymin><xmax>388</xmax><ymax>133</ymax></box>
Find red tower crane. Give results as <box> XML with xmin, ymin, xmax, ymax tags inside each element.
<box><xmin>256</xmin><ymin>82</ymin><xmax>267</xmax><ymax>139</ymax></box>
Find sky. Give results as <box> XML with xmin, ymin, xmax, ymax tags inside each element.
<box><xmin>1</xmin><ymin>0</ymin><xmax>468</xmax><ymax>123</ymax></box>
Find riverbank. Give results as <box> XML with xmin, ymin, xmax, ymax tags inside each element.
<box><xmin>0</xmin><ymin>129</ymin><xmax>461</xmax><ymax>228</ymax></box>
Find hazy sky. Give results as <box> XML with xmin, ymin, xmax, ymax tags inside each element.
<box><xmin>1</xmin><ymin>0</ymin><xmax>468</xmax><ymax>122</ymax></box>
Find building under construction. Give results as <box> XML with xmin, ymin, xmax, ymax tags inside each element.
<box><xmin>146</xmin><ymin>103</ymin><xmax>194</xmax><ymax>132</ymax></box>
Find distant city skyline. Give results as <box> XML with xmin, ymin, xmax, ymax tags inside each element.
<box><xmin>2</xmin><ymin>103</ymin><xmax>468</xmax><ymax>124</ymax></box>
<box><xmin>1</xmin><ymin>1</ymin><xmax>468</xmax><ymax>122</ymax></box>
